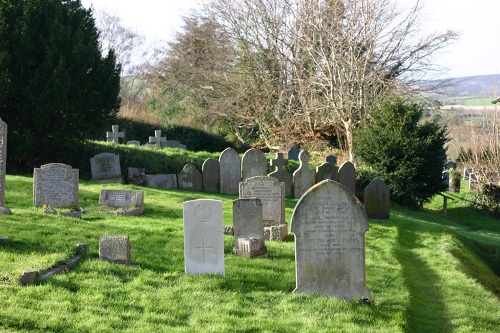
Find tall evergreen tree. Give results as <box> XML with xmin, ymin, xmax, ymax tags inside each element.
<box><xmin>0</xmin><ymin>0</ymin><xmax>121</xmax><ymax>172</ymax></box>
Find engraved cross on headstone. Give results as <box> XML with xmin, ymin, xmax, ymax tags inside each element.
<box><xmin>106</xmin><ymin>125</ymin><xmax>125</xmax><ymax>144</ymax></box>
<box><xmin>271</xmin><ymin>153</ymin><xmax>288</xmax><ymax>172</ymax></box>
<box><xmin>195</xmin><ymin>237</ymin><xmax>212</xmax><ymax>264</ymax></box>
<box><xmin>149</xmin><ymin>130</ymin><xmax>167</xmax><ymax>149</ymax></box>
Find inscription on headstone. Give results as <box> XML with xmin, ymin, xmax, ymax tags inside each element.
<box><xmin>183</xmin><ymin>199</ymin><xmax>225</xmax><ymax>275</ymax></box>
<box><xmin>99</xmin><ymin>236</ymin><xmax>131</xmax><ymax>265</ymax></box>
<box><xmin>33</xmin><ymin>163</ymin><xmax>79</xmax><ymax>208</ymax></box>
<box><xmin>219</xmin><ymin>147</ymin><xmax>241</xmax><ymax>195</ymax></box>
<box><xmin>291</xmin><ymin>180</ymin><xmax>370</xmax><ymax>300</ymax></box>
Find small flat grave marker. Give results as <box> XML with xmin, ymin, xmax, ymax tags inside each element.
<box><xmin>99</xmin><ymin>189</ymin><xmax>144</xmax><ymax>216</ymax></box>
<box><xmin>99</xmin><ymin>236</ymin><xmax>131</xmax><ymax>265</ymax></box>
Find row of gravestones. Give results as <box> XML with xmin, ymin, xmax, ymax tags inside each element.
<box><xmin>90</xmin><ymin>147</ymin><xmax>357</xmax><ymax>199</ymax></box>
<box><xmin>443</xmin><ymin>161</ymin><xmax>479</xmax><ymax>191</ymax></box>
<box><xmin>106</xmin><ymin>125</ymin><xmax>187</xmax><ymax>150</ymax></box>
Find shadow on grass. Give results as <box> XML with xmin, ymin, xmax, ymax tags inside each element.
<box><xmin>393</xmin><ymin>224</ymin><xmax>453</xmax><ymax>333</ymax></box>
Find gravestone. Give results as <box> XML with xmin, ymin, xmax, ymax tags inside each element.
<box><xmin>463</xmin><ymin>167</ymin><xmax>472</xmax><ymax>180</ymax></box>
<box><xmin>166</xmin><ymin>140</ymin><xmax>187</xmax><ymax>150</ymax></box>
<box><xmin>106</xmin><ymin>125</ymin><xmax>125</xmax><ymax>144</ymax></box>
<box><xmin>468</xmin><ymin>173</ymin><xmax>478</xmax><ymax>190</ymax></box>
<box><xmin>442</xmin><ymin>170</ymin><xmax>450</xmax><ymax>187</ymax></box>
<box><xmin>90</xmin><ymin>152</ymin><xmax>122</xmax><ymax>183</ymax></box>
<box><xmin>0</xmin><ymin>118</ymin><xmax>10</xmax><ymax>214</ymax></box>
<box><xmin>233</xmin><ymin>198</ymin><xmax>267</xmax><ymax>257</ymax></box>
<box><xmin>183</xmin><ymin>199</ymin><xmax>225</xmax><ymax>275</ymax></box>
<box><xmin>99</xmin><ymin>189</ymin><xmax>144</xmax><ymax>216</ymax></box>
<box><xmin>443</xmin><ymin>161</ymin><xmax>457</xmax><ymax>170</ymax></box>
<box><xmin>364</xmin><ymin>178</ymin><xmax>390</xmax><ymax>219</ymax></box>
<box><xmin>219</xmin><ymin>147</ymin><xmax>241</xmax><ymax>195</ymax></box>
<box><xmin>241</xmin><ymin>148</ymin><xmax>268</xmax><ymax>181</ymax></box>
<box><xmin>178</xmin><ymin>164</ymin><xmax>202</xmax><ymax>191</ymax></box>
<box><xmin>128</xmin><ymin>167</ymin><xmax>146</xmax><ymax>185</ymax></box>
<box><xmin>293</xmin><ymin>150</ymin><xmax>315</xmax><ymax>199</ymax></box>
<box><xmin>315</xmin><ymin>162</ymin><xmax>338</xmax><ymax>183</ymax></box>
<box><xmin>202</xmin><ymin>158</ymin><xmax>219</xmax><ymax>193</ymax></box>
<box><xmin>268</xmin><ymin>153</ymin><xmax>292</xmax><ymax>197</ymax></box>
<box><xmin>338</xmin><ymin>161</ymin><xmax>356</xmax><ymax>194</ymax></box>
<box><xmin>288</xmin><ymin>146</ymin><xmax>300</xmax><ymax>161</ymax></box>
<box><xmin>291</xmin><ymin>179</ymin><xmax>371</xmax><ymax>300</ymax></box>
<box><xmin>149</xmin><ymin>130</ymin><xmax>167</xmax><ymax>149</ymax></box>
<box><xmin>127</xmin><ymin>140</ymin><xmax>140</xmax><ymax>146</ymax></box>
<box><xmin>99</xmin><ymin>236</ymin><xmax>131</xmax><ymax>265</ymax></box>
<box><xmin>239</xmin><ymin>176</ymin><xmax>287</xmax><ymax>241</ymax></box>
<box><xmin>33</xmin><ymin>163</ymin><xmax>79</xmax><ymax>208</ymax></box>
<box><xmin>146</xmin><ymin>174</ymin><xmax>177</xmax><ymax>189</ymax></box>
<box><xmin>325</xmin><ymin>155</ymin><xmax>337</xmax><ymax>164</ymax></box>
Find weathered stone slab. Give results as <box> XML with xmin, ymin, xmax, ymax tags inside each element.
<box><xmin>202</xmin><ymin>158</ymin><xmax>219</xmax><ymax>193</ymax></box>
<box><xmin>219</xmin><ymin>147</ymin><xmax>241</xmax><ymax>195</ymax></box>
<box><xmin>178</xmin><ymin>164</ymin><xmax>202</xmax><ymax>191</ymax></box>
<box><xmin>315</xmin><ymin>162</ymin><xmax>338</xmax><ymax>183</ymax></box>
<box><xmin>98</xmin><ymin>189</ymin><xmax>144</xmax><ymax>216</ymax></box>
<box><xmin>128</xmin><ymin>167</ymin><xmax>146</xmax><ymax>185</ymax></box>
<box><xmin>287</xmin><ymin>146</ymin><xmax>300</xmax><ymax>161</ymax></box>
<box><xmin>166</xmin><ymin>140</ymin><xmax>187</xmax><ymax>150</ymax></box>
<box><xmin>99</xmin><ymin>236</ymin><xmax>131</xmax><ymax>265</ymax></box>
<box><xmin>364</xmin><ymin>178</ymin><xmax>390</xmax><ymax>219</ymax></box>
<box><xmin>0</xmin><ymin>118</ymin><xmax>6</xmax><ymax>208</ymax></box>
<box><xmin>291</xmin><ymin>180</ymin><xmax>370</xmax><ymax>300</ymax></box>
<box><xmin>33</xmin><ymin>163</ymin><xmax>79</xmax><ymax>208</ymax></box>
<box><xmin>90</xmin><ymin>152</ymin><xmax>122</xmax><ymax>182</ymax></box>
<box><xmin>233</xmin><ymin>198</ymin><xmax>267</xmax><ymax>257</ymax></box>
<box><xmin>106</xmin><ymin>125</ymin><xmax>125</xmax><ymax>144</ymax></box>
<box><xmin>241</xmin><ymin>148</ymin><xmax>268</xmax><ymax>181</ymax></box>
<box><xmin>183</xmin><ymin>199</ymin><xmax>225</xmax><ymax>275</ymax></box>
<box><xmin>146</xmin><ymin>174</ymin><xmax>177</xmax><ymax>189</ymax></box>
<box><xmin>268</xmin><ymin>153</ymin><xmax>292</xmax><ymax>197</ymax></box>
<box><xmin>338</xmin><ymin>161</ymin><xmax>356</xmax><ymax>194</ymax></box>
<box><xmin>293</xmin><ymin>150</ymin><xmax>315</xmax><ymax>198</ymax></box>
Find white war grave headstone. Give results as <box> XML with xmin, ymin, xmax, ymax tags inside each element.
<box><xmin>219</xmin><ymin>147</ymin><xmax>241</xmax><ymax>195</ymax></box>
<box><xmin>33</xmin><ymin>163</ymin><xmax>79</xmax><ymax>208</ymax></box>
<box><xmin>183</xmin><ymin>199</ymin><xmax>225</xmax><ymax>276</ymax></box>
<box><xmin>233</xmin><ymin>198</ymin><xmax>267</xmax><ymax>257</ymax></box>
<box><xmin>0</xmin><ymin>118</ymin><xmax>10</xmax><ymax>214</ymax></box>
<box><xmin>106</xmin><ymin>125</ymin><xmax>125</xmax><ymax>144</ymax></box>
<box><xmin>90</xmin><ymin>152</ymin><xmax>122</xmax><ymax>183</ymax></box>
<box><xmin>293</xmin><ymin>150</ymin><xmax>315</xmax><ymax>199</ymax></box>
<box><xmin>239</xmin><ymin>176</ymin><xmax>287</xmax><ymax>241</ymax></box>
<box><xmin>241</xmin><ymin>148</ymin><xmax>268</xmax><ymax>181</ymax></box>
<box><xmin>290</xmin><ymin>180</ymin><xmax>371</xmax><ymax>300</ymax></box>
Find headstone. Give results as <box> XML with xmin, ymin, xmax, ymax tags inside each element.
<box><xmin>33</xmin><ymin>163</ymin><xmax>79</xmax><ymax>208</ymax></box>
<box><xmin>468</xmin><ymin>173</ymin><xmax>478</xmax><ymax>190</ymax></box>
<box><xmin>146</xmin><ymin>174</ymin><xmax>177</xmax><ymax>189</ymax></box>
<box><xmin>268</xmin><ymin>153</ymin><xmax>292</xmax><ymax>197</ymax></box>
<box><xmin>98</xmin><ymin>189</ymin><xmax>144</xmax><ymax>216</ymax></box>
<box><xmin>128</xmin><ymin>167</ymin><xmax>146</xmax><ymax>185</ymax></box>
<box><xmin>233</xmin><ymin>198</ymin><xmax>267</xmax><ymax>257</ymax></box>
<box><xmin>99</xmin><ymin>236</ymin><xmax>131</xmax><ymax>265</ymax></box>
<box><xmin>463</xmin><ymin>167</ymin><xmax>472</xmax><ymax>180</ymax></box>
<box><xmin>338</xmin><ymin>161</ymin><xmax>356</xmax><ymax>194</ymax></box>
<box><xmin>178</xmin><ymin>163</ymin><xmax>202</xmax><ymax>191</ymax></box>
<box><xmin>291</xmin><ymin>179</ymin><xmax>371</xmax><ymax>300</ymax></box>
<box><xmin>106</xmin><ymin>125</ymin><xmax>125</xmax><ymax>144</ymax></box>
<box><xmin>183</xmin><ymin>199</ymin><xmax>225</xmax><ymax>276</ymax></box>
<box><xmin>166</xmin><ymin>140</ymin><xmax>187</xmax><ymax>150</ymax></box>
<box><xmin>202</xmin><ymin>158</ymin><xmax>219</xmax><ymax>193</ymax></box>
<box><xmin>149</xmin><ymin>130</ymin><xmax>167</xmax><ymax>149</ymax></box>
<box><xmin>239</xmin><ymin>176</ymin><xmax>287</xmax><ymax>241</ymax></box>
<box><xmin>0</xmin><ymin>118</ymin><xmax>10</xmax><ymax>214</ymax></box>
<box><xmin>325</xmin><ymin>155</ymin><xmax>337</xmax><ymax>164</ymax></box>
<box><xmin>90</xmin><ymin>152</ymin><xmax>122</xmax><ymax>183</ymax></box>
<box><xmin>219</xmin><ymin>147</ymin><xmax>241</xmax><ymax>195</ymax></box>
<box><xmin>293</xmin><ymin>150</ymin><xmax>315</xmax><ymax>199</ymax></box>
<box><xmin>241</xmin><ymin>148</ymin><xmax>268</xmax><ymax>181</ymax></box>
<box><xmin>443</xmin><ymin>161</ymin><xmax>457</xmax><ymax>170</ymax></box>
<box><xmin>364</xmin><ymin>178</ymin><xmax>390</xmax><ymax>219</ymax></box>
<box><xmin>288</xmin><ymin>146</ymin><xmax>300</xmax><ymax>161</ymax></box>
<box><xmin>442</xmin><ymin>170</ymin><xmax>450</xmax><ymax>187</ymax></box>
<box><xmin>127</xmin><ymin>140</ymin><xmax>140</xmax><ymax>146</ymax></box>
<box><xmin>315</xmin><ymin>162</ymin><xmax>338</xmax><ymax>183</ymax></box>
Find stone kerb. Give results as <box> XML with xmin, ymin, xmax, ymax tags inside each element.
<box><xmin>33</xmin><ymin>163</ymin><xmax>79</xmax><ymax>208</ymax></box>
<box><xmin>291</xmin><ymin>179</ymin><xmax>371</xmax><ymax>300</ymax></box>
<box><xmin>183</xmin><ymin>199</ymin><xmax>225</xmax><ymax>276</ymax></box>
<box><xmin>364</xmin><ymin>178</ymin><xmax>390</xmax><ymax>219</ymax></box>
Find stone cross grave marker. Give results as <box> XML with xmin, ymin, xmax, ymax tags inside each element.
<box><xmin>202</xmin><ymin>158</ymin><xmax>219</xmax><ymax>193</ymax></box>
<box><xmin>241</xmin><ymin>148</ymin><xmax>268</xmax><ymax>181</ymax></box>
<box><xmin>33</xmin><ymin>163</ymin><xmax>79</xmax><ymax>208</ymax></box>
<box><xmin>288</xmin><ymin>146</ymin><xmax>300</xmax><ymax>161</ymax></box>
<box><xmin>291</xmin><ymin>179</ymin><xmax>371</xmax><ymax>300</ymax></box>
<box><xmin>293</xmin><ymin>150</ymin><xmax>315</xmax><ymax>199</ymax></box>
<box><xmin>315</xmin><ymin>162</ymin><xmax>338</xmax><ymax>183</ymax></box>
<box><xmin>178</xmin><ymin>163</ymin><xmax>202</xmax><ymax>191</ymax></box>
<box><xmin>219</xmin><ymin>147</ymin><xmax>241</xmax><ymax>195</ymax></box>
<box><xmin>99</xmin><ymin>189</ymin><xmax>144</xmax><ymax>216</ymax></box>
<box><xmin>90</xmin><ymin>152</ymin><xmax>122</xmax><ymax>182</ymax></box>
<box><xmin>338</xmin><ymin>161</ymin><xmax>356</xmax><ymax>194</ymax></box>
<box><xmin>99</xmin><ymin>236</ymin><xmax>131</xmax><ymax>265</ymax></box>
<box><xmin>183</xmin><ymin>199</ymin><xmax>225</xmax><ymax>276</ymax></box>
<box><xmin>364</xmin><ymin>178</ymin><xmax>390</xmax><ymax>219</ymax></box>
<box><xmin>106</xmin><ymin>125</ymin><xmax>125</xmax><ymax>144</ymax></box>
<box><xmin>268</xmin><ymin>153</ymin><xmax>292</xmax><ymax>197</ymax></box>
<box><xmin>233</xmin><ymin>198</ymin><xmax>267</xmax><ymax>257</ymax></box>
<box><xmin>0</xmin><ymin>118</ymin><xmax>9</xmax><ymax>213</ymax></box>
<box><xmin>149</xmin><ymin>130</ymin><xmax>167</xmax><ymax>149</ymax></box>
<box><xmin>239</xmin><ymin>176</ymin><xmax>287</xmax><ymax>241</ymax></box>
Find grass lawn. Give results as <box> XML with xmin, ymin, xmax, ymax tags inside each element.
<box><xmin>0</xmin><ymin>175</ymin><xmax>499</xmax><ymax>332</ymax></box>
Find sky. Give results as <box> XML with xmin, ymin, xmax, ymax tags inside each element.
<box><xmin>80</xmin><ymin>0</ymin><xmax>500</xmax><ymax>79</ymax></box>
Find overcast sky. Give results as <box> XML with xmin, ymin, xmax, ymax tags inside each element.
<box><xmin>80</xmin><ymin>0</ymin><xmax>500</xmax><ymax>79</ymax></box>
